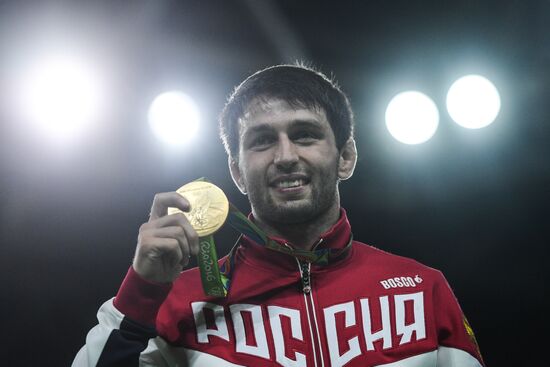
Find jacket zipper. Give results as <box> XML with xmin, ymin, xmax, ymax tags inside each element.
<box><xmin>300</xmin><ymin>260</ymin><xmax>312</xmax><ymax>293</ymax></box>
<box><xmin>297</xmin><ymin>258</ymin><xmax>325</xmax><ymax>367</ymax></box>
<box><xmin>300</xmin><ymin>237</ymin><xmax>323</xmax><ymax>294</ymax></box>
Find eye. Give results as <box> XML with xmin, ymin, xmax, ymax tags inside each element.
<box><xmin>293</xmin><ymin>130</ymin><xmax>320</xmax><ymax>144</ymax></box>
<box><xmin>249</xmin><ymin>134</ymin><xmax>276</xmax><ymax>150</ymax></box>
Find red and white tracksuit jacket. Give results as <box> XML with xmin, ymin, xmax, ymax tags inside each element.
<box><xmin>73</xmin><ymin>210</ymin><xmax>484</xmax><ymax>367</ymax></box>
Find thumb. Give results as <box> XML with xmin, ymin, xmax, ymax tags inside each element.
<box><xmin>149</xmin><ymin>192</ymin><xmax>191</xmax><ymax>221</ymax></box>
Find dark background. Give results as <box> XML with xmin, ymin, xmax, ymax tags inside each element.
<box><xmin>1</xmin><ymin>0</ymin><xmax>548</xmax><ymax>365</ymax></box>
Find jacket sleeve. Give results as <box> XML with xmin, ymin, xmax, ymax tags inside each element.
<box><xmin>72</xmin><ymin>267</ymin><xmax>173</xmax><ymax>367</ymax></box>
<box><xmin>432</xmin><ymin>271</ymin><xmax>485</xmax><ymax>367</ymax></box>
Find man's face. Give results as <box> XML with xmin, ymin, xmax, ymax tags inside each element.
<box><xmin>230</xmin><ymin>98</ymin><xmax>345</xmax><ymax>224</ymax></box>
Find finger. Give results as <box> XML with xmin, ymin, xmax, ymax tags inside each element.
<box><xmin>149</xmin><ymin>192</ymin><xmax>191</xmax><ymax>221</ymax></box>
<box><xmin>135</xmin><ymin>236</ymin><xmax>182</xmax><ymax>265</ymax></box>
<box><xmin>178</xmin><ymin>216</ymin><xmax>200</xmax><ymax>256</ymax></box>
<box><xmin>178</xmin><ymin>235</ymin><xmax>190</xmax><ymax>267</ymax></box>
<box><xmin>137</xmin><ymin>235</ymin><xmax>179</xmax><ymax>253</ymax></box>
<box><xmin>142</xmin><ymin>213</ymin><xmax>199</xmax><ymax>255</ymax></box>
<box><xmin>156</xmin><ymin>227</ymin><xmax>190</xmax><ymax>267</ymax></box>
<box><xmin>145</xmin><ymin>226</ymin><xmax>186</xmax><ymax>239</ymax></box>
<box><xmin>145</xmin><ymin>226</ymin><xmax>194</xmax><ymax>263</ymax></box>
<box><xmin>145</xmin><ymin>212</ymin><xmax>193</xmax><ymax>229</ymax></box>
<box><xmin>147</xmin><ymin>226</ymin><xmax>191</xmax><ymax>255</ymax></box>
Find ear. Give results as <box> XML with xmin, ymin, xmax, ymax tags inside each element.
<box><xmin>337</xmin><ymin>138</ymin><xmax>357</xmax><ymax>180</ymax></box>
<box><xmin>228</xmin><ymin>156</ymin><xmax>247</xmax><ymax>194</ymax></box>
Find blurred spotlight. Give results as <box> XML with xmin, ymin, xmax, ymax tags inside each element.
<box><xmin>446</xmin><ymin>75</ymin><xmax>501</xmax><ymax>129</ymax></box>
<box><xmin>15</xmin><ymin>53</ymin><xmax>102</xmax><ymax>142</ymax></box>
<box><xmin>148</xmin><ymin>91</ymin><xmax>200</xmax><ymax>147</ymax></box>
<box><xmin>385</xmin><ymin>91</ymin><xmax>439</xmax><ymax>145</ymax></box>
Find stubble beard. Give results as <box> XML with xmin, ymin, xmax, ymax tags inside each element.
<box><xmin>247</xmin><ymin>169</ymin><xmax>339</xmax><ymax>226</ymax></box>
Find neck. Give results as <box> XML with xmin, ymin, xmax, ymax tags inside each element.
<box><xmin>253</xmin><ymin>201</ymin><xmax>341</xmax><ymax>251</ymax></box>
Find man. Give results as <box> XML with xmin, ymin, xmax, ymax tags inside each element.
<box><xmin>73</xmin><ymin>65</ymin><xmax>484</xmax><ymax>366</ymax></box>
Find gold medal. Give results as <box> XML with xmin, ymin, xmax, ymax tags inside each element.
<box><xmin>168</xmin><ymin>181</ymin><xmax>229</xmax><ymax>237</ymax></box>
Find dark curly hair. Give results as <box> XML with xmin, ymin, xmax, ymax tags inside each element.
<box><xmin>219</xmin><ymin>64</ymin><xmax>354</xmax><ymax>159</ymax></box>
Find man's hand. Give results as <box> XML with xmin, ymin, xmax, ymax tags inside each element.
<box><xmin>133</xmin><ymin>192</ymin><xmax>199</xmax><ymax>284</ymax></box>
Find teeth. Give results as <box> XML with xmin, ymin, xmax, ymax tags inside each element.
<box><xmin>277</xmin><ymin>179</ymin><xmax>303</xmax><ymax>188</ymax></box>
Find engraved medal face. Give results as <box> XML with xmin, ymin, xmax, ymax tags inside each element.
<box><xmin>168</xmin><ymin>181</ymin><xmax>229</xmax><ymax>237</ymax></box>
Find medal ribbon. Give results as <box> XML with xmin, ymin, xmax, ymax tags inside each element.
<box><xmin>196</xmin><ymin>235</ymin><xmax>227</xmax><ymax>297</ymax></box>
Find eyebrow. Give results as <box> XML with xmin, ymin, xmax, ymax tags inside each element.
<box><xmin>289</xmin><ymin>119</ymin><xmax>324</xmax><ymax>130</ymax></box>
<box><xmin>242</xmin><ymin>118</ymin><xmax>324</xmax><ymax>138</ymax></box>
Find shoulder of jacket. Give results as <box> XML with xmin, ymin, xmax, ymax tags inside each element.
<box><xmin>352</xmin><ymin>240</ymin><xmax>443</xmax><ymax>276</ymax></box>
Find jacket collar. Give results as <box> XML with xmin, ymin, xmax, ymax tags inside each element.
<box><xmin>236</xmin><ymin>208</ymin><xmax>352</xmax><ymax>272</ymax></box>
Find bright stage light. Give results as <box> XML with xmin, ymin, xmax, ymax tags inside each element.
<box><xmin>385</xmin><ymin>91</ymin><xmax>439</xmax><ymax>145</ymax></box>
<box><xmin>16</xmin><ymin>54</ymin><xmax>102</xmax><ymax>142</ymax></box>
<box><xmin>446</xmin><ymin>75</ymin><xmax>500</xmax><ymax>129</ymax></box>
<box><xmin>148</xmin><ymin>91</ymin><xmax>200</xmax><ymax>147</ymax></box>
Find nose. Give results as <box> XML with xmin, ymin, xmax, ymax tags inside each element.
<box><xmin>273</xmin><ymin>134</ymin><xmax>298</xmax><ymax>170</ymax></box>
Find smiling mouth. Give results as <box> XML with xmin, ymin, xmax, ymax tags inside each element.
<box><xmin>275</xmin><ymin>179</ymin><xmax>306</xmax><ymax>189</ymax></box>
<box><xmin>270</xmin><ymin>175</ymin><xmax>311</xmax><ymax>192</ymax></box>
